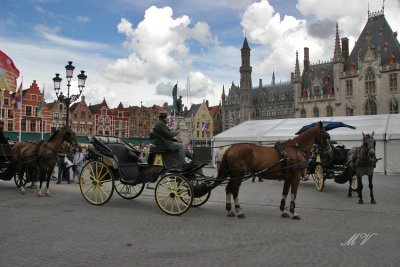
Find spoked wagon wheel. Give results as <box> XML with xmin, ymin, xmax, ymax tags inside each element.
<box><xmin>192</xmin><ymin>191</ymin><xmax>211</xmax><ymax>207</ymax></box>
<box><xmin>350</xmin><ymin>175</ymin><xmax>358</xmax><ymax>190</ymax></box>
<box><xmin>115</xmin><ymin>179</ymin><xmax>145</xmax><ymax>199</ymax></box>
<box><xmin>79</xmin><ymin>160</ymin><xmax>114</xmax><ymax>205</ymax></box>
<box><xmin>312</xmin><ymin>164</ymin><xmax>325</xmax><ymax>191</ymax></box>
<box><xmin>14</xmin><ymin>173</ymin><xmax>27</xmax><ymax>188</ymax></box>
<box><xmin>155</xmin><ymin>174</ymin><xmax>193</xmax><ymax>216</ymax></box>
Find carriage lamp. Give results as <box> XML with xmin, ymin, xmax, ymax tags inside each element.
<box><xmin>53</xmin><ymin>61</ymin><xmax>87</xmax><ymax>128</ymax></box>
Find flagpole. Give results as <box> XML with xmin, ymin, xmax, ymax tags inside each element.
<box><xmin>41</xmin><ymin>83</ymin><xmax>44</xmax><ymax>140</ymax></box>
<box><xmin>18</xmin><ymin>76</ymin><xmax>23</xmax><ymax>142</ymax></box>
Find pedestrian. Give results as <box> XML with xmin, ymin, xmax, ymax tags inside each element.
<box><xmin>56</xmin><ymin>140</ymin><xmax>71</xmax><ymax>184</ymax></box>
<box><xmin>72</xmin><ymin>145</ymin><xmax>85</xmax><ymax>183</ymax></box>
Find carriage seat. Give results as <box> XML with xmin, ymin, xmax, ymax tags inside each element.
<box><xmin>91</xmin><ymin>136</ymin><xmax>139</xmax><ymax>164</ymax></box>
<box><xmin>150</xmin><ymin>145</ymin><xmax>179</xmax><ymax>153</ymax></box>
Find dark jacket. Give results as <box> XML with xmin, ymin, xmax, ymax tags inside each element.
<box><xmin>152</xmin><ymin>120</ymin><xmax>177</xmax><ymax>146</ymax></box>
<box><xmin>0</xmin><ymin>131</ymin><xmax>8</xmax><ymax>144</ymax></box>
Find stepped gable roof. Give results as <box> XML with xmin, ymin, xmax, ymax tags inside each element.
<box><xmin>344</xmin><ymin>12</ymin><xmax>400</xmax><ymax>71</ymax></box>
<box><xmin>209</xmin><ymin>105</ymin><xmax>219</xmax><ymax>117</ymax></box>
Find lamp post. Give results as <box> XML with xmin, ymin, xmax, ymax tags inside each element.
<box><xmin>53</xmin><ymin>61</ymin><xmax>87</xmax><ymax>128</ymax></box>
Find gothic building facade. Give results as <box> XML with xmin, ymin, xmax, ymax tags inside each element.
<box><xmin>221</xmin><ymin>38</ymin><xmax>295</xmax><ymax>131</ymax></box>
<box><xmin>294</xmin><ymin>8</ymin><xmax>400</xmax><ymax>117</ymax></box>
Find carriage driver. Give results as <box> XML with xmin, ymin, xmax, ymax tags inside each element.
<box><xmin>152</xmin><ymin>111</ymin><xmax>188</xmax><ymax>167</ymax></box>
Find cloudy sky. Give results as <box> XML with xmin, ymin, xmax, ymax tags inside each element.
<box><xmin>1</xmin><ymin>0</ymin><xmax>399</xmax><ymax>109</ymax></box>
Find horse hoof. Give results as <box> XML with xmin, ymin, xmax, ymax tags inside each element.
<box><xmin>45</xmin><ymin>193</ymin><xmax>51</xmax><ymax>197</ymax></box>
<box><xmin>227</xmin><ymin>211</ymin><xmax>235</xmax><ymax>217</ymax></box>
<box><xmin>292</xmin><ymin>215</ymin><xmax>301</xmax><ymax>220</ymax></box>
<box><xmin>371</xmin><ymin>199</ymin><xmax>376</xmax><ymax>204</ymax></box>
<box><xmin>37</xmin><ymin>192</ymin><xmax>45</xmax><ymax>197</ymax></box>
<box><xmin>358</xmin><ymin>200</ymin><xmax>364</xmax><ymax>204</ymax></box>
<box><xmin>237</xmin><ymin>214</ymin><xmax>246</xmax><ymax>219</ymax></box>
<box><xmin>347</xmin><ymin>193</ymin><xmax>352</xmax><ymax>198</ymax></box>
<box><xmin>20</xmin><ymin>190</ymin><xmax>26</xmax><ymax>195</ymax></box>
<box><xmin>281</xmin><ymin>213</ymin><xmax>290</xmax><ymax>218</ymax></box>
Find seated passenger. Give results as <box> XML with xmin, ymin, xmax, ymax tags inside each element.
<box><xmin>152</xmin><ymin>112</ymin><xmax>189</xmax><ymax>167</ymax></box>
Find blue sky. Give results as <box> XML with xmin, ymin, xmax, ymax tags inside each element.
<box><xmin>1</xmin><ymin>0</ymin><xmax>399</xmax><ymax>109</ymax></box>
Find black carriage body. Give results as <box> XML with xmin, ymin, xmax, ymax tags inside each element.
<box><xmin>87</xmin><ymin>136</ymin><xmax>165</xmax><ymax>184</ymax></box>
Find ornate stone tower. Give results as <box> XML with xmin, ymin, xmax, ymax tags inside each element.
<box><xmin>239</xmin><ymin>37</ymin><xmax>252</xmax><ymax>122</ymax></box>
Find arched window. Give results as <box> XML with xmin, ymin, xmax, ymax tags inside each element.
<box><xmin>300</xmin><ymin>109</ymin><xmax>306</xmax><ymax>118</ymax></box>
<box><xmin>390</xmin><ymin>98</ymin><xmax>398</xmax><ymax>114</ymax></box>
<box><xmin>365</xmin><ymin>99</ymin><xmax>377</xmax><ymax>115</ymax></box>
<box><xmin>313</xmin><ymin>107</ymin><xmax>319</xmax><ymax>117</ymax></box>
<box><xmin>326</xmin><ymin>105</ymin><xmax>333</xmax><ymax>117</ymax></box>
<box><xmin>365</xmin><ymin>68</ymin><xmax>376</xmax><ymax>95</ymax></box>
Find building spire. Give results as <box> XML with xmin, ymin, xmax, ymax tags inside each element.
<box><xmin>333</xmin><ymin>22</ymin><xmax>343</xmax><ymax>63</ymax></box>
<box><xmin>295</xmin><ymin>50</ymin><xmax>300</xmax><ymax>78</ymax></box>
<box><xmin>272</xmin><ymin>70</ymin><xmax>275</xmax><ymax>85</ymax></box>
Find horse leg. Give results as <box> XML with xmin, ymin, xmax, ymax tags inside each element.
<box><xmin>37</xmin><ymin>172</ymin><xmax>45</xmax><ymax>197</ymax></box>
<box><xmin>233</xmin><ymin>181</ymin><xmax>245</xmax><ymax>218</ymax></box>
<box><xmin>45</xmin><ymin>169</ymin><xmax>52</xmax><ymax>197</ymax></box>
<box><xmin>280</xmin><ymin>180</ymin><xmax>290</xmax><ymax>218</ymax></box>
<box><xmin>368</xmin><ymin>174</ymin><xmax>376</xmax><ymax>204</ymax></box>
<box><xmin>18</xmin><ymin>170</ymin><xmax>26</xmax><ymax>195</ymax></box>
<box><xmin>225</xmin><ymin>180</ymin><xmax>235</xmax><ymax>217</ymax></box>
<box><xmin>357</xmin><ymin>174</ymin><xmax>364</xmax><ymax>204</ymax></box>
<box><xmin>289</xmin><ymin>175</ymin><xmax>301</xmax><ymax>220</ymax></box>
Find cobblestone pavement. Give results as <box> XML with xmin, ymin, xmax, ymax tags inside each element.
<box><xmin>1</xmin><ymin>167</ymin><xmax>399</xmax><ymax>267</ymax></box>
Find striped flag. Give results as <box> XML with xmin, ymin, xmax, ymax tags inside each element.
<box><xmin>167</xmin><ymin>112</ymin><xmax>175</xmax><ymax>129</ymax></box>
<box><xmin>202</xmin><ymin>122</ymin><xmax>210</xmax><ymax>133</ymax></box>
<box><xmin>36</xmin><ymin>87</ymin><xmax>45</xmax><ymax>118</ymax></box>
<box><xmin>0</xmin><ymin>50</ymin><xmax>20</xmax><ymax>92</ymax></box>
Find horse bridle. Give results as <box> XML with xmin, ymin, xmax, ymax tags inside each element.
<box><xmin>361</xmin><ymin>135</ymin><xmax>376</xmax><ymax>162</ymax></box>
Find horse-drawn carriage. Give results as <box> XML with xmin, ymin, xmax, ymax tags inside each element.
<box><xmin>79</xmin><ymin>135</ymin><xmax>216</xmax><ymax>216</ymax></box>
<box><xmin>0</xmin><ymin>142</ymin><xmax>37</xmax><ymax>187</ymax></box>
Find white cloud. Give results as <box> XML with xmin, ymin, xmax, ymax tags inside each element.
<box><xmin>105</xmin><ymin>5</ymin><xmax>216</xmax><ymax>87</ymax></box>
<box><xmin>77</xmin><ymin>16</ymin><xmax>90</xmax><ymax>23</ymax></box>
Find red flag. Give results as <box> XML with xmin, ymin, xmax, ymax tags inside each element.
<box><xmin>0</xmin><ymin>50</ymin><xmax>20</xmax><ymax>92</ymax></box>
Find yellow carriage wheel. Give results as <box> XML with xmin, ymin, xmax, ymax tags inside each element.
<box><xmin>79</xmin><ymin>160</ymin><xmax>114</xmax><ymax>205</ymax></box>
<box><xmin>313</xmin><ymin>164</ymin><xmax>325</xmax><ymax>191</ymax></box>
<box><xmin>155</xmin><ymin>174</ymin><xmax>193</xmax><ymax>216</ymax></box>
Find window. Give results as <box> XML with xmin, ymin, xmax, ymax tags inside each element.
<box><xmin>30</xmin><ymin>120</ymin><xmax>36</xmax><ymax>132</ymax></box>
<box><xmin>4</xmin><ymin>99</ymin><xmax>9</xmax><ymax>105</ymax></box>
<box><xmin>326</xmin><ymin>106</ymin><xmax>333</xmax><ymax>117</ymax></box>
<box><xmin>300</xmin><ymin>109</ymin><xmax>306</xmax><ymax>118</ymax></box>
<box><xmin>7</xmin><ymin>120</ymin><xmax>13</xmax><ymax>131</ymax></box>
<box><xmin>118</xmin><ymin>111</ymin><xmax>123</xmax><ymax>118</ymax></box>
<box><xmin>365</xmin><ymin>68</ymin><xmax>376</xmax><ymax>95</ymax></box>
<box><xmin>21</xmin><ymin>119</ymin><xmax>26</xmax><ymax>131</ymax></box>
<box><xmin>390</xmin><ymin>99</ymin><xmax>399</xmax><ymax>114</ymax></box>
<box><xmin>313</xmin><ymin>107</ymin><xmax>319</xmax><ymax>117</ymax></box>
<box><xmin>25</xmin><ymin>106</ymin><xmax>32</xmax><ymax>116</ymax></box>
<box><xmin>53</xmin><ymin>113</ymin><xmax>59</xmax><ymax>119</ymax></box>
<box><xmin>346</xmin><ymin>107</ymin><xmax>354</xmax><ymax>116</ymax></box>
<box><xmin>365</xmin><ymin>99</ymin><xmax>377</xmax><ymax>115</ymax></box>
<box><xmin>390</xmin><ymin>73</ymin><xmax>398</xmax><ymax>92</ymax></box>
<box><xmin>346</xmin><ymin>79</ymin><xmax>353</xmax><ymax>97</ymax></box>
<box><xmin>313</xmin><ymin>86</ymin><xmax>320</xmax><ymax>96</ymax></box>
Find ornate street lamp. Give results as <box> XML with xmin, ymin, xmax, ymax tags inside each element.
<box><xmin>53</xmin><ymin>61</ymin><xmax>87</xmax><ymax>128</ymax></box>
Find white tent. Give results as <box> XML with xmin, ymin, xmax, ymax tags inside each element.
<box><xmin>212</xmin><ymin>114</ymin><xmax>400</xmax><ymax>175</ymax></box>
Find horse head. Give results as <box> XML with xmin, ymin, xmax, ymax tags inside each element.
<box><xmin>317</xmin><ymin>121</ymin><xmax>331</xmax><ymax>149</ymax></box>
<box><xmin>362</xmin><ymin>131</ymin><xmax>376</xmax><ymax>163</ymax></box>
<box><xmin>60</xmin><ymin>127</ymin><xmax>78</xmax><ymax>148</ymax></box>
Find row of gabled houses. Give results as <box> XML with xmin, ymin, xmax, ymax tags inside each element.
<box><xmin>2</xmin><ymin>80</ymin><xmax>223</xmax><ymax>145</ymax></box>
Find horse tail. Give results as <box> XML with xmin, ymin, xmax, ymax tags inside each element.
<box><xmin>214</xmin><ymin>147</ymin><xmax>230</xmax><ymax>187</ymax></box>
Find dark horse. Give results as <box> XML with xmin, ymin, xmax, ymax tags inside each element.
<box><xmin>347</xmin><ymin>132</ymin><xmax>377</xmax><ymax>204</ymax></box>
<box><xmin>214</xmin><ymin>122</ymin><xmax>330</xmax><ymax>219</ymax></box>
<box><xmin>11</xmin><ymin>127</ymin><xmax>78</xmax><ymax>196</ymax></box>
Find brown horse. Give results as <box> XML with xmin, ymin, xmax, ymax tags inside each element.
<box><xmin>11</xmin><ymin>127</ymin><xmax>78</xmax><ymax>196</ymax></box>
<box><xmin>214</xmin><ymin>121</ymin><xmax>330</xmax><ymax>219</ymax></box>
<box><xmin>347</xmin><ymin>132</ymin><xmax>377</xmax><ymax>204</ymax></box>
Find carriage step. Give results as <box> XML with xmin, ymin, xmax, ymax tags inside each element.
<box><xmin>146</xmin><ymin>184</ymin><xmax>155</xmax><ymax>190</ymax></box>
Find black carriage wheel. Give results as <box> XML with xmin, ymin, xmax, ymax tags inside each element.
<box><xmin>14</xmin><ymin>173</ymin><xmax>27</xmax><ymax>187</ymax></box>
<box><xmin>155</xmin><ymin>174</ymin><xmax>193</xmax><ymax>216</ymax></box>
<box><xmin>191</xmin><ymin>191</ymin><xmax>211</xmax><ymax>207</ymax></box>
<box><xmin>79</xmin><ymin>160</ymin><xmax>114</xmax><ymax>205</ymax></box>
<box><xmin>313</xmin><ymin>164</ymin><xmax>325</xmax><ymax>191</ymax></box>
<box><xmin>115</xmin><ymin>180</ymin><xmax>145</xmax><ymax>199</ymax></box>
